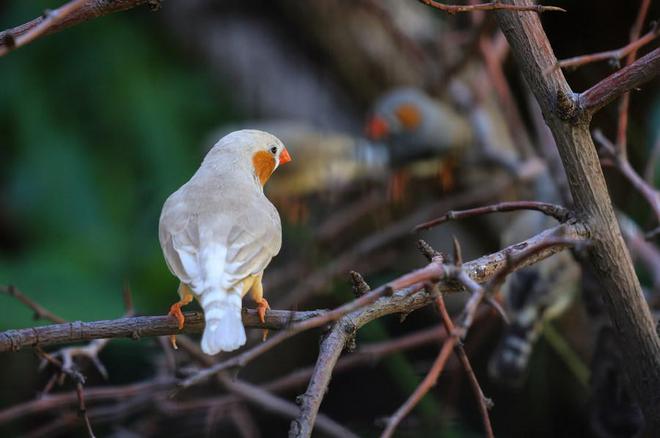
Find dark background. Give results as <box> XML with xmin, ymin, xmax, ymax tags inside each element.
<box><xmin>0</xmin><ymin>1</ymin><xmax>658</xmax><ymax>437</ymax></box>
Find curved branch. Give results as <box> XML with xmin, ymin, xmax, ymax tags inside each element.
<box><xmin>414</xmin><ymin>200</ymin><xmax>572</xmax><ymax>231</ymax></box>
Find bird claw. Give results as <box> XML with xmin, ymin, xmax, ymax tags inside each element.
<box><xmin>168</xmin><ymin>302</ymin><xmax>186</xmax><ymax>330</ymax></box>
<box><xmin>256</xmin><ymin>298</ymin><xmax>270</xmax><ymax>324</ymax></box>
<box><xmin>257</xmin><ymin>298</ymin><xmax>270</xmax><ymax>342</ymax></box>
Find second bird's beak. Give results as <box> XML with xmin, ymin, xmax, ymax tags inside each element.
<box><xmin>280</xmin><ymin>147</ymin><xmax>292</xmax><ymax>165</ymax></box>
<box><xmin>365</xmin><ymin>116</ymin><xmax>389</xmax><ymax>141</ymax></box>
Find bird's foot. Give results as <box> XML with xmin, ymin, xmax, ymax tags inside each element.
<box><xmin>388</xmin><ymin>170</ymin><xmax>410</xmax><ymax>203</ymax></box>
<box><xmin>256</xmin><ymin>298</ymin><xmax>271</xmax><ymax>341</ymax></box>
<box><xmin>438</xmin><ymin>160</ymin><xmax>456</xmax><ymax>192</ymax></box>
<box><xmin>168</xmin><ymin>299</ymin><xmax>191</xmax><ymax>350</ymax></box>
<box><xmin>168</xmin><ymin>302</ymin><xmax>186</xmax><ymax>329</ymax></box>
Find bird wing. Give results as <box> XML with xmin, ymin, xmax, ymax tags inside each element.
<box><xmin>159</xmin><ymin>190</ymin><xmax>282</xmax><ymax>293</ymax></box>
<box><xmin>222</xmin><ymin>203</ymin><xmax>282</xmax><ymax>287</ymax></box>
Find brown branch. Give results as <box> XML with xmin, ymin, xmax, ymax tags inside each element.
<box><xmin>414</xmin><ymin>200</ymin><xmax>572</xmax><ymax>231</ymax></box>
<box><xmin>417</xmin><ymin>0</ymin><xmax>565</xmax><ymax>14</ymax></box>
<box><xmin>616</xmin><ymin>0</ymin><xmax>652</xmax><ymax>151</ymax></box>
<box><xmin>0</xmin><ymin>378</ymin><xmax>173</xmax><ymax>425</ymax></box>
<box><xmin>1</xmin><ymin>219</ymin><xmax>583</xmax><ymax>366</ymax></box>
<box><xmin>579</xmin><ymin>46</ymin><xmax>660</xmax><ymax>115</ymax></box>
<box><xmin>175</xmin><ymin>335</ymin><xmax>358</xmax><ymax>438</ymax></box>
<box><xmin>35</xmin><ymin>347</ymin><xmax>96</xmax><ymax>437</ymax></box>
<box><xmin>436</xmin><ymin>295</ymin><xmax>494</xmax><ymax>438</ymax></box>
<box><xmin>593</xmin><ymin>129</ymin><xmax>660</xmax><ymax>227</ymax></box>
<box><xmin>277</xmin><ymin>168</ymin><xmax>543</xmax><ymax>309</ymax></box>
<box><xmin>0</xmin><ymin>309</ymin><xmax>324</xmax><ymax>353</ymax></box>
<box><xmin>381</xmin><ymin>233</ymin><xmax>578</xmax><ymax>437</ymax></box>
<box><xmin>288</xmin><ymin>226</ymin><xmax>582</xmax><ymax>437</ymax></box>
<box><xmin>289</xmin><ymin>317</ymin><xmax>354</xmax><ymax>438</ymax></box>
<box><xmin>381</xmin><ymin>326</ymin><xmax>458</xmax><ymax>438</ymax></box>
<box><xmin>478</xmin><ymin>30</ymin><xmax>537</xmax><ymax>159</ymax></box>
<box><xmin>550</xmin><ymin>23</ymin><xmax>659</xmax><ymax>73</ymax></box>
<box><xmin>0</xmin><ymin>0</ymin><xmax>158</xmax><ymax>57</ymax></box>
<box><xmin>0</xmin><ymin>285</ymin><xmax>66</xmax><ymax>323</ymax></box>
<box><xmin>494</xmin><ymin>0</ymin><xmax>660</xmax><ymax>430</ymax></box>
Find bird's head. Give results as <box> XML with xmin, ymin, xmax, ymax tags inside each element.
<box><xmin>206</xmin><ymin>129</ymin><xmax>292</xmax><ymax>186</ymax></box>
<box><xmin>364</xmin><ymin>88</ymin><xmax>425</xmax><ymax>142</ymax></box>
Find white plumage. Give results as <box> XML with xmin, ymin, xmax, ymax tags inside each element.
<box><xmin>159</xmin><ymin>130</ymin><xmax>287</xmax><ymax>354</ymax></box>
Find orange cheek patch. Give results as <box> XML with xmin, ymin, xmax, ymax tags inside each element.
<box><xmin>395</xmin><ymin>103</ymin><xmax>422</xmax><ymax>130</ymax></box>
<box><xmin>252</xmin><ymin>151</ymin><xmax>276</xmax><ymax>186</ymax></box>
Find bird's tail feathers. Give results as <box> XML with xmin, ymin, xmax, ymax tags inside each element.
<box><xmin>200</xmin><ymin>288</ymin><xmax>246</xmax><ymax>355</ymax></box>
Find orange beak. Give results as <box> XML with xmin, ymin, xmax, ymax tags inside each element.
<box><xmin>279</xmin><ymin>147</ymin><xmax>292</xmax><ymax>165</ymax></box>
<box><xmin>365</xmin><ymin>116</ymin><xmax>389</xmax><ymax>141</ymax></box>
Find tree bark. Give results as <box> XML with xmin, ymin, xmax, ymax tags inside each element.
<box><xmin>495</xmin><ymin>0</ymin><xmax>660</xmax><ymax>429</ymax></box>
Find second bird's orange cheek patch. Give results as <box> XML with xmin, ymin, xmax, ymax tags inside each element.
<box><xmin>252</xmin><ymin>151</ymin><xmax>276</xmax><ymax>186</ymax></box>
<box><xmin>395</xmin><ymin>104</ymin><xmax>422</xmax><ymax>130</ymax></box>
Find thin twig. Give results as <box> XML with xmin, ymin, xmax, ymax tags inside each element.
<box><xmin>414</xmin><ymin>200</ymin><xmax>572</xmax><ymax>231</ymax></box>
<box><xmin>0</xmin><ymin>285</ymin><xmax>66</xmax><ymax>323</ymax></box>
<box><xmin>435</xmin><ymin>295</ymin><xmax>494</xmax><ymax>438</ymax></box>
<box><xmin>35</xmin><ymin>347</ymin><xmax>96</xmax><ymax>437</ymax></box>
<box><xmin>616</xmin><ymin>0</ymin><xmax>652</xmax><ymax>152</ymax></box>
<box><xmin>417</xmin><ymin>0</ymin><xmax>565</xmax><ymax>14</ymax></box>
<box><xmin>380</xmin><ymin>329</ymin><xmax>458</xmax><ymax>438</ymax></box>
<box><xmin>175</xmin><ymin>336</ymin><xmax>358</xmax><ymax>438</ymax></box>
<box><xmin>594</xmin><ymin>129</ymin><xmax>660</xmax><ymax>226</ymax></box>
<box><xmin>548</xmin><ymin>22</ymin><xmax>659</xmax><ymax>73</ymax></box>
<box><xmin>180</xmin><ymin>223</ymin><xmax>584</xmax><ymax>391</ymax></box>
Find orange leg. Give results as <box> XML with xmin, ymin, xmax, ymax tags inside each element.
<box><xmin>388</xmin><ymin>169</ymin><xmax>410</xmax><ymax>203</ymax></box>
<box><xmin>168</xmin><ymin>284</ymin><xmax>194</xmax><ymax>350</ymax></box>
<box><xmin>256</xmin><ymin>297</ymin><xmax>270</xmax><ymax>342</ymax></box>
<box><xmin>256</xmin><ymin>297</ymin><xmax>270</xmax><ymax>324</ymax></box>
<box><xmin>438</xmin><ymin>157</ymin><xmax>457</xmax><ymax>193</ymax></box>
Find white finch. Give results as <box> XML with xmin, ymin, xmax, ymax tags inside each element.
<box><xmin>159</xmin><ymin>129</ymin><xmax>291</xmax><ymax>354</ymax></box>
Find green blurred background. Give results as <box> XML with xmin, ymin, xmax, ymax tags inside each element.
<box><xmin>0</xmin><ymin>2</ymin><xmax>241</xmax><ymax>327</ymax></box>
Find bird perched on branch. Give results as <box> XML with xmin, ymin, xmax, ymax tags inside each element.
<box><xmin>159</xmin><ymin>130</ymin><xmax>291</xmax><ymax>354</ymax></box>
<box><xmin>364</xmin><ymin>87</ymin><xmax>473</xmax><ymax>197</ymax></box>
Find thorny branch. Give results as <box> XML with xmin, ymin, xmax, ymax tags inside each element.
<box><xmin>616</xmin><ymin>0</ymin><xmax>652</xmax><ymax>151</ymax></box>
<box><xmin>417</xmin><ymin>0</ymin><xmax>565</xmax><ymax>14</ymax></box>
<box><xmin>414</xmin><ymin>200</ymin><xmax>572</xmax><ymax>231</ymax></box>
<box><xmin>174</xmin><ymin>335</ymin><xmax>358</xmax><ymax>438</ymax></box>
<box><xmin>35</xmin><ymin>347</ymin><xmax>96</xmax><ymax>438</ymax></box>
<box><xmin>177</xmin><ymin>221</ymin><xmax>585</xmax><ymax>393</ymax></box>
<box><xmin>549</xmin><ymin>22</ymin><xmax>659</xmax><ymax>73</ymax></box>
<box><xmin>434</xmin><ymin>294</ymin><xmax>494</xmax><ymax>438</ymax></box>
<box><xmin>380</xmin><ymin>305</ymin><xmax>459</xmax><ymax>438</ymax></box>
<box><xmin>494</xmin><ymin>0</ymin><xmax>660</xmax><ymax>430</ymax></box>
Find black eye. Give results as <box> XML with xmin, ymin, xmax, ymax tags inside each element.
<box><xmin>270</xmin><ymin>146</ymin><xmax>277</xmax><ymax>154</ymax></box>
